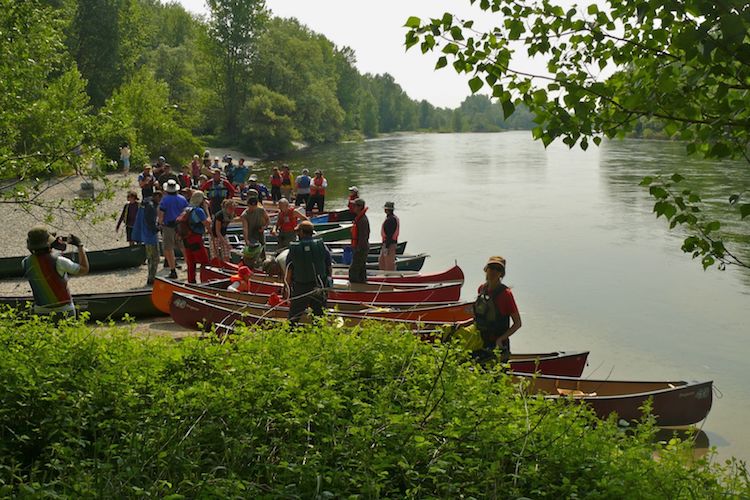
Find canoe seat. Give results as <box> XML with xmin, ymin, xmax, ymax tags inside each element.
<box><xmin>556</xmin><ymin>388</ymin><xmax>597</xmax><ymax>397</ymax></box>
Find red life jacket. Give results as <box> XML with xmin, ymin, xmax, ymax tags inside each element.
<box><xmin>350</xmin><ymin>207</ymin><xmax>368</xmax><ymax>248</ymax></box>
<box><xmin>270</xmin><ymin>173</ymin><xmax>282</xmax><ymax>187</ymax></box>
<box><xmin>311</xmin><ymin>176</ymin><xmax>326</xmax><ymax>196</ymax></box>
<box><xmin>278</xmin><ymin>208</ymin><xmax>298</xmax><ymax>232</ymax></box>
<box><xmin>281</xmin><ymin>171</ymin><xmax>292</xmax><ymax>186</ymax></box>
<box><xmin>381</xmin><ymin>213</ymin><xmax>400</xmax><ymax>244</ymax></box>
<box><xmin>23</xmin><ymin>253</ymin><xmax>72</xmax><ymax>308</ymax></box>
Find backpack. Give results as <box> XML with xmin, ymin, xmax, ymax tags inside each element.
<box><xmin>175</xmin><ymin>207</ymin><xmax>196</xmax><ymax>240</ymax></box>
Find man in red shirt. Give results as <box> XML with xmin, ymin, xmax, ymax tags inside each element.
<box><xmin>473</xmin><ymin>256</ymin><xmax>522</xmax><ymax>363</ymax></box>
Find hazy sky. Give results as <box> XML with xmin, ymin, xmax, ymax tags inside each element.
<box><xmin>175</xmin><ymin>0</ymin><xmax>515</xmax><ymax>108</ymax></box>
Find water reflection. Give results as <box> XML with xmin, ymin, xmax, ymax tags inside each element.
<box><xmin>599</xmin><ymin>138</ymin><xmax>750</xmax><ymax>283</ymax></box>
<box><xmin>268</xmin><ymin>132</ymin><xmax>750</xmax><ymax>464</ymax></box>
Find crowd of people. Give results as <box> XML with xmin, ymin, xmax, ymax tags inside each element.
<box><xmin>21</xmin><ymin>149</ymin><xmax>521</xmax><ymax>364</ymax></box>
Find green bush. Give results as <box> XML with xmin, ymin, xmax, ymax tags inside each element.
<box><xmin>0</xmin><ymin>312</ymin><xmax>747</xmax><ymax>498</ymax></box>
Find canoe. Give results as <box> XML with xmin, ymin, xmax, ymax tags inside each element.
<box><xmin>310</xmin><ymin>208</ymin><xmax>355</xmax><ymax>223</ymax></box>
<box><xmin>330</xmin><ymin>251</ymin><xmax>422</xmax><ymax>266</ymax></box>
<box><xmin>205</xmin><ymin>261</ymin><xmax>464</xmax><ymax>285</ymax></box>
<box><xmin>0</xmin><ymin>245</ymin><xmax>147</xmax><ymax>279</ymax></box>
<box><xmin>0</xmin><ymin>289</ymin><xmax>162</xmax><ymax>321</ymax></box>
<box><xmin>152</xmin><ymin>277</ymin><xmax>462</xmax><ymax>314</ymax></box>
<box><xmin>514</xmin><ymin>373</ymin><xmax>713</xmax><ymax>426</ymax></box>
<box><xmin>332</xmin><ymin>253</ymin><xmax>428</xmax><ymax>272</ymax></box>
<box><xmin>225</xmin><ymin>221</ymin><xmax>342</xmax><ymax>235</ymax></box>
<box><xmin>228</xmin><ymin>275</ymin><xmax>461</xmax><ymax>303</ymax></box>
<box><xmin>170</xmin><ymin>292</ymin><xmax>469</xmax><ymax>332</ymax></box>
<box><xmin>172</xmin><ymin>290</ymin><xmax>474</xmax><ymax>323</ymax></box>
<box><xmin>325</xmin><ymin>240</ymin><xmax>407</xmax><ymax>256</ymax></box>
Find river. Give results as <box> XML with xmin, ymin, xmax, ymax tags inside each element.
<box><xmin>279</xmin><ymin>131</ymin><xmax>750</xmax><ymax>464</ymax></box>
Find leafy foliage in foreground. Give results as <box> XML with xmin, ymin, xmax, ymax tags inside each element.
<box><xmin>0</xmin><ymin>313</ymin><xmax>747</xmax><ymax>498</ymax></box>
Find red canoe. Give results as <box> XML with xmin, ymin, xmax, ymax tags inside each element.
<box><xmin>152</xmin><ymin>277</ymin><xmax>461</xmax><ymax>315</ymax></box>
<box><xmin>172</xmin><ymin>290</ymin><xmax>474</xmax><ymax>323</ymax></box>
<box><xmin>202</xmin><ymin>262</ymin><xmax>465</xmax><ymax>285</ymax></box>
<box><xmin>514</xmin><ymin>374</ymin><xmax>713</xmax><ymax>426</ymax></box>
<box><xmin>170</xmin><ymin>292</ymin><xmax>466</xmax><ymax>332</ymax></box>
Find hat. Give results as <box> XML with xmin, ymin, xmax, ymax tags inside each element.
<box><xmin>246</xmin><ymin>188</ymin><xmax>259</xmax><ymax>200</ymax></box>
<box><xmin>163</xmin><ymin>179</ymin><xmax>179</xmax><ymax>193</ymax></box>
<box><xmin>314</xmin><ymin>169</ymin><xmax>322</xmax><ymax>175</ymax></box>
<box><xmin>485</xmin><ymin>256</ymin><xmax>506</xmax><ymax>270</ymax></box>
<box><xmin>302</xmin><ymin>168</ymin><xmax>309</xmax><ymax>174</ymax></box>
<box><xmin>158</xmin><ymin>156</ymin><xmax>166</xmax><ymax>162</ymax></box>
<box><xmin>193</xmin><ymin>154</ymin><xmax>199</xmax><ymax>159</ymax></box>
<box><xmin>27</xmin><ymin>226</ymin><xmax>55</xmax><ymax>250</ymax></box>
<box><xmin>212</xmin><ymin>168</ymin><xmax>222</xmax><ymax>174</ymax></box>
<box><xmin>354</xmin><ymin>198</ymin><xmax>365</xmax><ymax>207</ymax></box>
<box><xmin>226</xmin><ymin>155</ymin><xmax>232</xmax><ymax>160</ymax></box>
<box><xmin>248</xmin><ymin>174</ymin><xmax>258</xmax><ymax>182</ymax></box>
<box><xmin>190</xmin><ymin>190</ymin><xmax>205</xmax><ymax>205</ymax></box>
<box><xmin>383</xmin><ymin>201</ymin><xmax>395</xmax><ymax>210</ymax></box>
<box><xmin>214</xmin><ymin>156</ymin><xmax>220</xmax><ymax>161</ymax></box>
<box><xmin>348</xmin><ymin>186</ymin><xmax>359</xmax><ymax>192</ymax></box>
<box><xmin>296</xmin><ymin>220</ymin><xmax>315</xmax><ymax>234</ymax></box>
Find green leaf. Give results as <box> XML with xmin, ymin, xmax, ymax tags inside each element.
<box><xmin>469</xmin><ymin>76</ymin><xmax>484</xmax><ymax>93</ymax></box>
<box><xmin>435</xmin><ymin>56</ymin><xmax>448</xmax><ymax>69</ymax></box>
<box><xmin>670</xmin><ymin>173</ymin><xmax>684</xmax><ymax>183</ymax></box>
<box><xmin>405</xmin><ymin>16</ymin><xmax>421</xmax><ymax>28</ymax></box>
<box><xmin>740</xmin><ymin>204</ymin><xmax>750</xmax><ymax>219</ymax></box>
<box><xmin>649</xmin><ymin>186</ymin><xmax>668</xmax><ymax>199</ymax></box>
<box><xmin>705</xmin><ymin>221</ymin><xmax>721</xmax><ymax>234</ymax></box>
<box><xmin>587</xmin><ymin>4</ymin><xmax>599</xmax><ymax>14</ymax></box>
<box><xmin>501</xmin><ymin>99</ymin><xmax>515</xmax><ymax>119</ymax></box>
<box><xmin>639</xmin><ymin>176</ymin><xmax>653</xmax><ymax>186</ymax></box>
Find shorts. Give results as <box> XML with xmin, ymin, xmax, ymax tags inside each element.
<box><xmin>162</xmin><ymin>225</ymin><xmax>180</xmax><ymax>251</ymax></box>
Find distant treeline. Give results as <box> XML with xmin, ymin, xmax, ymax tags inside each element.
<box><xmin>1</xmin><ymin>0</ymin><xmax>533</xmax><ymax>176</ymax></box>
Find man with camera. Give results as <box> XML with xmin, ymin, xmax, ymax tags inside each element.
<box><xmin>23</xmin><ymin>228</ymin><xmax>89</xmax><ymax>318</ymax></box>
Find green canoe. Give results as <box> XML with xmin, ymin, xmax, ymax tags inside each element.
<box><xmin>0</xmin><ymin>245</ymin><xmax>147</xmax><ymax>279</ymax></box>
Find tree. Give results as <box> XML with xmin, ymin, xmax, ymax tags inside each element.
<box><xmin>240</xmin><ymin>84</ymin><xmax>298</xmax><ymax>155</ymax></box>
<box><xmin>405</xmin><ymin>0</ymin><xmax>750</xmax><ymax>270</ymax></box>
<box><xmin>0</xmin><ymin>0</ymin><xmax>113</xmax><ymax>221</ymax></box>
<box><xmin>204</xmin><ymin>0</ymin><xmax>268</xmax><ymax>139</ymax></box>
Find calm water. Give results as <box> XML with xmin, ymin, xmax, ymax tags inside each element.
<box><xmin>280</xmin><ymin>132</ymin><xmax>750</xmax><ymax>463</ymax></box>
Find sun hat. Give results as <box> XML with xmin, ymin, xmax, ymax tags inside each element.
<box><xmin>348</xmin><ymin>186</ymin><xmax>359</xmax><ymax>192</ymax></box>
<box><xmin>246</xmin><ymin>188</ymin><xmax>259</xmax><ymax>200</ymax></box>
<box><xmin>189</xmin><ymin>190</ymin><xmax>205</xmax><ymax>205</ymax></box>
<box><xmin>315</xmin><ymin>169</ymin><xmax>322</xmax><ymax>175</ymax></box>
<box><xmin>302</xmin><ymin>168</ymin><xmax>309</xmax><ymax>174</ymax></box>
<box><xmin>485</xmin><ymin>256</ymin><xmax>506</xmax><ymax>271</ymax></box>
<box><xmin>383</xmin><ymin>201</ymin><xmax>395</xmax><ymax>210</ymax></box>
<box><xmin>163</xmin><ymin>179</ymin><xmax>179</xmax><ymax>193</ymax></box>
<box><xmin>214</xmin><ymin>156</ymin><xmax>219</xmax><ymax>161</ymax></box>
<box><xmin>248</xmin><ymin>174</ymin><xmax>258</xmax><ymax>182</ymax></box>
<box><xmin>158</xmin><ymin>156</ymin><xmax>166</xmax><ymax>162</ymax></box>
<box><xmin>212</xmin><ymin>168</ymin><xmax>222</xmax><ymax>174</ymax></box>
<box><xmin>27</xmin><ymin>226</ymin><xmax>55</xmax><ymax>251</ymax></box>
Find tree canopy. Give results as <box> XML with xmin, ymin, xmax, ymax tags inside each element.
<box><xmin>406</xmin><ymin>0</ymin><xmax>750</xmax><ymax>270</ymax></box>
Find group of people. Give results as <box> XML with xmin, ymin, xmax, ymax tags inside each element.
<box><xmin>22</xmin><ymin>148</ymin><xmax>522</xmax><ymax>365</ymax></box>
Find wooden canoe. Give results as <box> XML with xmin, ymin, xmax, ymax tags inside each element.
<box><xmin>331</xmin><ymin>253</ymin><xmax>428</xmax><ymax>272</ymax></box>
<box><xmin>203</xmin><ymin>262</ymin><xmax>464</xmax><ymax>285</ymax></box>
<box><xmin>0</xmin><ymin>288</ymin><xmax>162</xmax><ymax>321</ymax></box>
<box><xmin>230</xmin><ymin>275</ymin><xmax>460</xmax><ymax>303</ymax></box>
<box><xmin>0</xmin><ymin>245</ymin><xmax>147</xmax><ymax>279</ymax></box>
<box><xmin>514</xmin><ymin>373</ymin><xmax>713</xmax><ymax>426</ymax></box>
<box><xmin>170</xmin><ymin>292</ymin><xmax>469</xmax><ymax>333</ymax></box>
<box><xmin>152</xmin><ymin>277</ymin><xmax>461</xmax><ymax>315</ymax></box>
<box><xmin>171</xmin><ymin>290</ymin><xmax>474</xmax><ymax>323</ymax></box>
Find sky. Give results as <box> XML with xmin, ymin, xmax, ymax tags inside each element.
<box><xmin>174</xmin><ymin>0</ymin><xmax>526</xmax><ymax>109</ymax></box>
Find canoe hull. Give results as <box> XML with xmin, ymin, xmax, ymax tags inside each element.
<box><xmin>0</xmin><ymin>245</ymin><xmax>146</xmax><ymax>279</ymax></box>
<box><xmin>1</xmin><ymin>289</ymin><xmax>162</xmax><ymax>321</ymax></box>
<box><xmin>515</xmin><ymin>374</ymin><xmax>713</xmax><ymax>426</ymax></box>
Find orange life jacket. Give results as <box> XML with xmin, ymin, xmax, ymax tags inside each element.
<box><xmin>351</xmin><ymin>207</ymin><xmax>368</xmax><ymax>248</ymax></box>
<box><xmin>311</xmin><ymin>176</ymin><xmax>326</xmax><ymax>196</ymax></box>
<box><xmin>381</xmin><ymin>213</ymin><xmax>400</xmax><ymax>244</ymax></box>
<box><xmin>278</xmin><ymin>208</ymin><xmax>298</xmax><ymax>232</ymax></box>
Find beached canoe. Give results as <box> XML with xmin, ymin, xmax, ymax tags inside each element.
<box><xmin>152</xmin><ymin>277</ymin><xmax>462</xmax><ymax>314</ymax></box>
<box><xmin>0</xmin><ymin>288</ymin><xmax>162</xmax><ymax>321</ymax></box>
<box><xmin>514</xmin><ymin>373</ymin><xmax>713</xmax><ymax>426</ymax></box>
<box><xmin>310</xmin><ymin>208</ymin><xmax>355</xmax><ymax>224</ymax></box>
<box><xmin>170</xmin><ymin>292</ymin><xmax>469</xmax><ymax>333</ymax></box>
<box><xmin>331</xmin><ymin>253</ymin><xmax>428</xmax><ymax>272</ymax></box>
<box><xmin>171</xmin><ymin>290</ymin><xmax>474</xmax><ymax>324</ymax></box>
<box><xmin>203</xmin><ymin>262</ymin><xmax>464</xmax><ymax>285</ymax></box>
<box><xmin>0</xmin><ymin>245</ymin><xmax>146</xmax><ymax>279</ymax></box>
